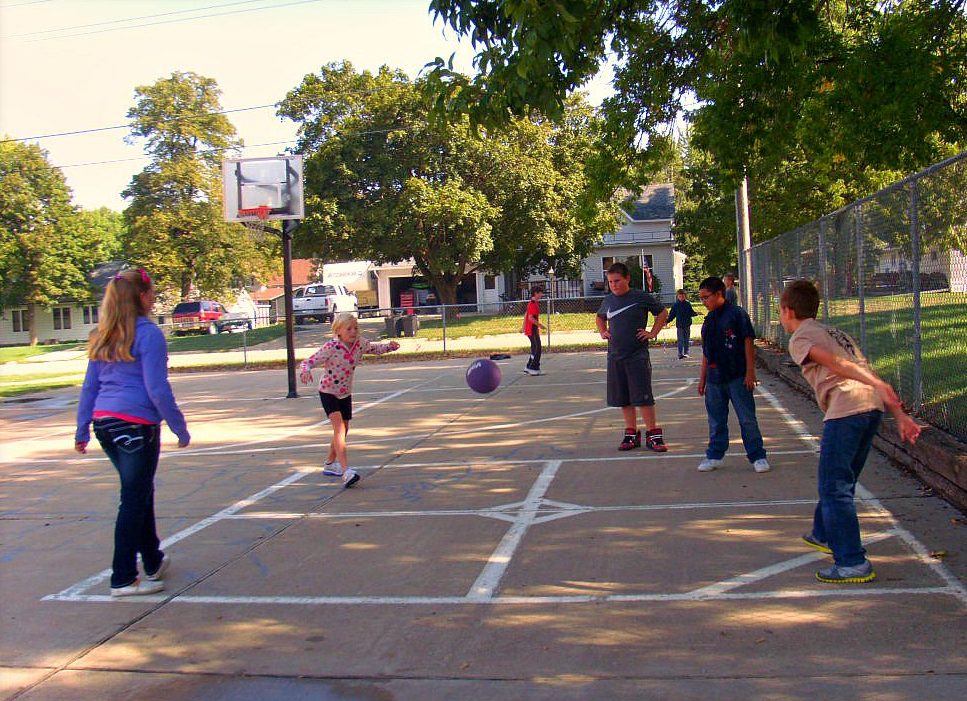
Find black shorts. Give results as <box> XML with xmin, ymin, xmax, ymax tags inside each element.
<box><xmin>607</xmin><ymin>352</ymin><xmax>655</xmax><ymax>407</ymax></box>
<box><xmin>319</xmin><ymin>392</ymin><xmax>352</xmax><ymax>420</ymax></box>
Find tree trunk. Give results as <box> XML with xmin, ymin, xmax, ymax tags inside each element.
<box><xmin>27</xmin><ymin>303</ymin><xmax>38</xmax><ymax>346</ymax></box>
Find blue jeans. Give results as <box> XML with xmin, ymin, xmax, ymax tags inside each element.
<box><xmin>93</xmin><ymin>418</ymin><xmax>163</xmax><ymax>588</ymax></box>
<box><xmin>676</xmin><ymin>326</ymin><xmax>690</xmax><ymax>357</ymax></box>
<box><xmin>812</xmin><ymin>410</ymin><xmax>882</xmax><ymax>567</ymax></box>
<box><xmin>704</xmin><ymin>377</ymin><xmax>766</xmax><ymax>462</ymax></box>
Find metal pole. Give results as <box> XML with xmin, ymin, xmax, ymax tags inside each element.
<box><xmin>818</xmin><ymin>219</ymin><xmax>830</xmax><ymax>323</ymax></box>
<box><xmin>442</xmin><ymin>302</ymin><xmax>447</xmax><ymax>354</ymax></box>
<box><xmin>281</xmin><ymin>219</ymin><xmax>299</xmax><ymax>398</ymax></box>
<box><xmin>735</xmin><ymin>175</ymin><xmax>752</xmax><ymax>308</ymax></box>
<box><xmin>855</xmin><ymin>208</ymin><xmax>867</xmax><ymax>355</ymax></box>
<box><xmin>910</xmin><ymin>182</ymin><xmax>923</xmax><ymax>412</ymax></box>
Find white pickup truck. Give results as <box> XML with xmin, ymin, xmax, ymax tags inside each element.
<box><xmin>293</xmin><ymin>283</ymin><xmax>358</xmax><ymax>324</ymax></box>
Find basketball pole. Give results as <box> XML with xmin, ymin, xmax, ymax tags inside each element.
<box><xmin>282</xmin><ymin>219</ymin><xmax>299</xmax><ymax>398</ymax></box>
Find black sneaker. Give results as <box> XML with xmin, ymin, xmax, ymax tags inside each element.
<box><xmin>645</xmin><ymin>428</ymin><xmax>668</xmax><ymax>452</ymax></box>
<box><xmin>618</xmin><ymin>430</ymin><xmax>641</xmax><ymax>451</ymax></box>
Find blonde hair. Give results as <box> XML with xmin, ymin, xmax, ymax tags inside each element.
<box><xmin>331</xmin><ymin>312</ymin><xmax>358</xmax><ymax>338</ymax></box>
<box><xmin>88</xmin><ymin>268</ymin><xmax>152</xmax><ymax>362</ymax></box>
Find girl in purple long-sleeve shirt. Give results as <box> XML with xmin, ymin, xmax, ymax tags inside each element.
<box><xmin>75</xmin><ymin>268</ymin><xmax>189</xmax><ymax>597</ymax></box>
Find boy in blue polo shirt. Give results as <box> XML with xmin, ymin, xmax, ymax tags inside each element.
<box><xmin>697</xmin><ymin>276</ymin><xmax>770</xmax><ymax>473</ymax></box>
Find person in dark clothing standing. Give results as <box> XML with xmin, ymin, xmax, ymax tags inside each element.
<box><xmin>666</xmin><ymin>289</ymin><xmax>698</xmax><ymax>359</ymax></box>
<box><xmin>697</xmin><ymin>276</ymin><xmax>769</xmax><ymax>474</ymax></box>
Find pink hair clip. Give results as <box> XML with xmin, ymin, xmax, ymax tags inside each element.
<box><xmin>138</xmin><ymin>268</ymin><xmax>151</xmax><ymax>285</ymax></box>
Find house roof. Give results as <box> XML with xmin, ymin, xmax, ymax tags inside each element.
<box><xmin>88</xmin><ymin>261</ymin><xmax>127</xmax><ymax>292</ymax></box>
<box><xmin>626</xmin><ymin>183</ymin><xmax>675</xmax><ymax>221</ymax></box>
<box><xmin>251</xmin><ymin>259</ymin><xmax>318</xmax><ymax>302</ymax></box>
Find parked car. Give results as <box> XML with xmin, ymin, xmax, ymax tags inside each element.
<box><xmin>171</xmin><ymin>300</ymin><xmax>253</xmax><ymax>335</ymax></box>
<box><xmin>292</xmin><ymin>283</ymin><xmax>358</xmax><ymax>323</ymax></box>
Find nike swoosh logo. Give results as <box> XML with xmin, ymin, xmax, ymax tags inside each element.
<box><xmin>606</xmin><ymin>303</ymin><xmax>637</xmax><ymax>320</ymax></box>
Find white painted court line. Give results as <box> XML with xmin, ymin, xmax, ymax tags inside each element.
<box><xmin>467</xmin><ymin>460</ymin><xmax>562</xmax><ymax>600</ymax></box>
<box><xmin>43</xmin><ymin>378</ymin><xmax>967</xmax><ymax>609</ymax></box>
<box><xmin>43</xmin><ymin>380</ymin><xmax>437</xmax><ymax>601</ymax></box>
<box><xmin>757</xmin><ymin>384</ymin><xmax>967</xmax><ymax>607</ymax></box>
<box><xmin>687</xmin><ymin>529</ymin><xmax>899</xmax><ymax>598</ymax></box>
<box><xmin>52</xmin><ymin>585</ymin><xmax>956</xmax><ymax>606</ymax></box>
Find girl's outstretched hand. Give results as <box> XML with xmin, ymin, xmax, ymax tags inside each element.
<box><xmin>75</xmin><ymin>441</ymin><xmax>88</xmax><ymax>454</ymax></box>
<box><xmin>300</xmin><ymin>369</ymin><xmax>313</xmax><ymax>385</ymax></box>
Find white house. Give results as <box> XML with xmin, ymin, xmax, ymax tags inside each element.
<box><xmin>578</xmin><ymin>183</ymin><xmax>683</xmax><ymax>303</ymax></box>
<box><xmin>0</xmin><ymin>261</ymin><xmax>124</xmax><ymax>346</ymax></box>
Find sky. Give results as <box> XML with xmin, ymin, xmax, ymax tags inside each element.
<box><xmin>0</xmin><ymin>0</ymin><xmax>613</xmax><ymax>212</ymax></box>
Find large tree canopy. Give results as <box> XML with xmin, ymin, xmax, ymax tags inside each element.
<box><xmin>428</xmin><ymin>1</ymin><xmax>966</xmax><ymax>185</ymax></box>
<box><xmin>0</xmin><ymin>140</ymin><xmax>101</xmax><ymax>344</ymax></box>
<box><xmin>278</xmin><ymin>61</ymin><xmax>617</xmax><ymax>306</ymax></box>
<box><xmin>123</xmin><ymin>71</ymin><xmax>278</xmax><ymax>300</ymax></box>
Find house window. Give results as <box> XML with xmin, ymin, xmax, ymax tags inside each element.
<box><xmin>602</xmin><ymin>255</ymin><xmax>653</xmax><ymax>279</ymax></box>
<box><xmin>484</xmin><ymin>275</ymin><xmax>496</xmax><ymax>290</ymax></box>
<box><xmin>53</xmin><ymin>307</ymin><xmax>72</xmax><ymax>330</ymax></box>
<box><xmin>82</xmin><ymin>305</ymin><xmax>99</xmax><ymax>325</ymax></box>
<box><xmin>12</xmin><ymin>310</ymin><xmax>26</xmax><ymax>333</ymax></box>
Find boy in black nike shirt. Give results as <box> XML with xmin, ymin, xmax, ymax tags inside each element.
<box><xmin>595</xmin><ymin>262</ymin><xmax>669</xmax><ymax>451</ymax></box>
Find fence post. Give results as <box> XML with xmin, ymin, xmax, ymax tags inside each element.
<box><xmin>855</xmin><ymin>207</ymin><xmax>867</xmax><ymax>355</ymax></box>
<box><xmin>910</xmin><ymin>182</ymin><xmax>923</xmax><ymax>413</ymax></box>
<box><xmin>442</xmin><ymin>304</ymin><xmax>448</xmax><ymax>354</ymax></box>
<box><xmin>818</xmin><ymin>218</ymin><xmax>830</xmax><ymax>323</ymax></box>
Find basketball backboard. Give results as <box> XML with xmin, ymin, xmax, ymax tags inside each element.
<box><xmin>222</xmin><ymin>155</ymin><xmax>304</xmax><ymax>222</ymax></box>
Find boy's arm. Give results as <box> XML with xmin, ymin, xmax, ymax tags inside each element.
<box><xmin>527</xmin><ymin>311</ymin><xmax>544</xmax><ymax>330</ymax></box>
<box><xmin>698</xmin><ymin>354</ymin><xmax>708</xmax><ymax>396</ymax></box>
<box><xmin>666</xmin><ymin>303</ymin><xmax>677</xmax><ymax>324</ymax></box>
<box><xmin>596</xmin><ymin>314</ymin><xmax>610</xmax><ymax>339</ymax></box>
<box><xmin>806</xmin><ymin>345</ymin><xmax>922</xmax><ymax>444</ymax></box>
<box><xmin>743</xmin><ymin>337</ymin><xmax>757</xmax><ymax>390</ymax></box>
<box><xmin>644</xmin><ymin>308</ymin><xmax>668</xmax><ymax>339</ymax></box>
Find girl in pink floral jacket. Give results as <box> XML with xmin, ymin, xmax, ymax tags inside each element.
<box><xmin>299</xmin><ymin>313</ymin><xmax>399</xmax><ymax>487</ymax></box>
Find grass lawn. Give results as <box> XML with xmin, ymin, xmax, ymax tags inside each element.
<box><xmin>407</xmin><ymin>304</ymin><xmax>706</xmax><ymax>341</ymax></box>
<box><xmin>165</xmin><ymin>324</ymin><xmax>287</xmax><ymax>353</ymax></box>
<box><xmin>825</xmin><ymin>293</ymin><xmax>966</xmax><ymax>439</ymax></box>
<box><xmin>0</xmin><ymin>341</ymin><xmax>84</xmax><ymax>363</ymax></box>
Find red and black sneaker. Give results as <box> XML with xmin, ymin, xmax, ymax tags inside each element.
<box><xmin>645</xmin><ymin>428</ymin><xmax>668</xmax><ymax>452</ymax></box>
<box><xmin>618</xmin><ymin>430</ymin><xmax>641</xmax><ymax>451</ymax></box>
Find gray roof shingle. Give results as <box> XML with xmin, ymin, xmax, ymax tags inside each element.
<box><xmin>626</xmin><ymin>183</ymin><xmax>675</xmax><ymax>221</ymax></box>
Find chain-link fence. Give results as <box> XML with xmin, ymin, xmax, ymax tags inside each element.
<box><xmin>747</xmin><ymin>151</ymin><xmax>967</xmax><ymax>441</ymax></box>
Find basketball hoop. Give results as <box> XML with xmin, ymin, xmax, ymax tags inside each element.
<box><xmin>238</xmin><ymin>204</ymin><xmax>272</xmax><ymax>221</ymax></box>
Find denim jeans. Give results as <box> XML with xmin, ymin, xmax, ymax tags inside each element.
<box><xmin>93</xmin><ymin>418</ymin><xmax>163</xmax><ymax>588</ymax></box>
<box><xmin>676</xmin><ymin>326</ymin><xmax>690</xmax><ymax>357</ymax></box>
<box><xmin>527</xmin><ymin>329</ymin><xmax>542</xmax><ymax>370</ymax></box>
<box><xmin>704</xmin><ymin>377</ymin><xmax>766</xmax><ymax>462</ymax></box>
<box><xmin>812</xmin><ymin>410</ymin><xmax>882</xmax><ymax>567</ymax></box>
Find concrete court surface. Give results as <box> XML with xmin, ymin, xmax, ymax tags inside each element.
<box><xmin>1</xmin><ymin>350</ymin><xmax>966</xmax><ymax>700</ymax></box>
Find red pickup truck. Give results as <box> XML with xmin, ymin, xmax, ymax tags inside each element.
<box><xmin>171</xmin><ymin>300</ymin><xmax>252</xmax><ymax>335</ymax></box>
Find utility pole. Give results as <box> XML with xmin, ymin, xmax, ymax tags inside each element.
<box><xmin>735</xmin><ymin>175</ymin><xmax>752</xmax><ymax>308</ymax></box>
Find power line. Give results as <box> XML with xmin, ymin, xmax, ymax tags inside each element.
<box><xmin>11</xmin><ymin>0</ymin><xmax>276</xmax><ymax>38</ymax></box>
<box><xmin>54</xmin><ymin>140</ymin><xmax>298</xmax><ymax>169</ymax></box>
<box><xmin>0</xmin><ymin>0</ymin><xmax>54</xmax><ymax>8</ymax></box>
<box><xmin>20</xmin><ymin>0</ymin><xmax>322</xmax><ymax>41</ymax></box>
<box><xmin>2</xmin><ymin>104</ymin><xmax>279</xmax><ymax>143</ymax></box>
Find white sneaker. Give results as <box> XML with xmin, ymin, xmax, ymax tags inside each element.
<box><xmin>144</xmin><ymin>554</ymin><xmax>170</xmax><ymax>581</ymax></box>
<box><xmin>323</xmin><ymin>460</ymin><xmax>343</xmax><ymax>476</ymax></box>
<box><xmin>525</xmin><ymin>368</ymin><xmax>542</xmax><ymax>376</ymax></box>
<box><xmin>342</xmin><ymin>468</ymin><xmax>360</xmax><ymax>488</ymax></box>
<box><xmin>111</xmin><ymin>578</ymin><xmax>164</xmax><ymax>597</ymax></box>
<box><xmin>753</xmin><ymin>458</ymin><xmax>771</xmax><ymax>473</ymax></box>
<box><xmin>697</xmin><ymin>458</ymin><xmax>723</xmax><ymax>472</ymax></box>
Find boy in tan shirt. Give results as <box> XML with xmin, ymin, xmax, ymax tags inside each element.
<box><xmin>780</xmin><ymin>280</ymin><xmax>921</xmax><ymax>583</ymax></box>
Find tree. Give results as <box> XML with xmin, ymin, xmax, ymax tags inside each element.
<box><xmin>0</xmin><ymin>140</ymin><xmax>94</xmax><ymax>345</ymax></box>
<box><xmin>426</xmin><ymin>1</ymin><xmax>967</xmax><ymax>248</ymax></box>
<box><xmin>278</xmin><ymin>62</ymin><xmax>617</xmax><ymax>306</ymax></box>
<box><xmin>76</xmin><ymin>207</ymin><xmax>125</xmax><ymax>262</ymax></box>
<box><xmin>123</xmin><ymin>72</ymin><xmax>278</xmax><ymax>300</ymax></box>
